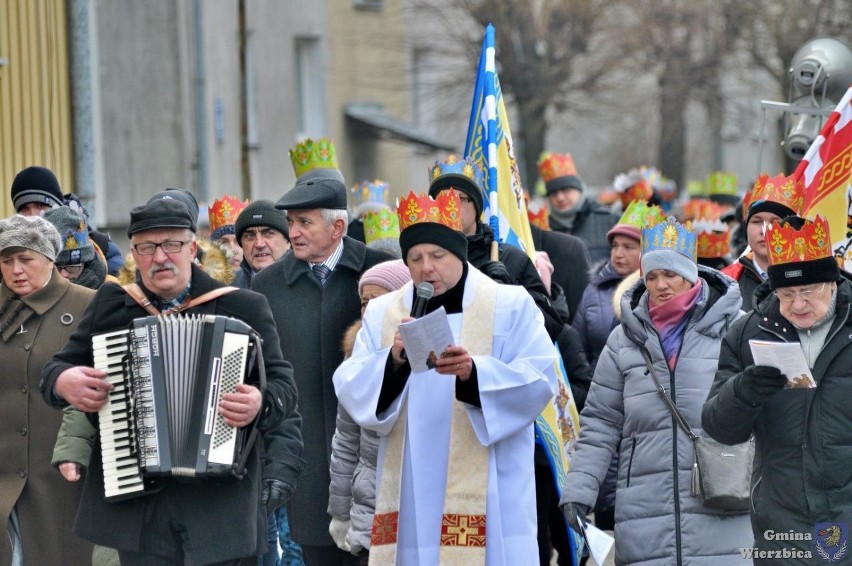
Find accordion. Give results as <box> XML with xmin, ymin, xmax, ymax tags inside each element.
<box><xmin>92</xmin><ymin>314</ymin><xmax>261</xmax><ymax>502</ymax></box>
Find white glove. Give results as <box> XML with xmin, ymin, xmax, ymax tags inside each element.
<box><xmin>329</xmin><ymin>517</ymin><xmax>351</xmax><ymax>552</ymax></box>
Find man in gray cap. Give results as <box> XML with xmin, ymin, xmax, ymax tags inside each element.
<box><xmin>39</xmin><ymin>194</ymin><xmax>301</xmax><ymax>565</ymax></box>
<box><xmin>251</xmin><ymin>176</ymin><xmax>390</xmax><ymax>564</ymax></box>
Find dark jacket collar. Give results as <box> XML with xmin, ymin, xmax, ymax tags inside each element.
<box><xmin>125</xmin><ymin>263</ymin><xmax>220</xmax><ymax>310</ymax></box>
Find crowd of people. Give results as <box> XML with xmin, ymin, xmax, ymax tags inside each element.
<box><xmin>2</xmin><ymin>141</ymin><xmax>850</xmax><ymax>566</ymax></box>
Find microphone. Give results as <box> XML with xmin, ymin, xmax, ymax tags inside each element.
<box><xmin>410</xmin><ymin>282</ymin><xmax>435</xmax><ymax>318</ymax></box>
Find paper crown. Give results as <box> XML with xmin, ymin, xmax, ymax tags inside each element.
<box><xmin>289</xmin><ymin>138</ymin><xmax>339</xmax><ymax>178</ymax></box>
<box><xmin>693</xmin><ymin>219</ymin><xmax>731</xmax><ymax>259</ymax></box>
<box><xmin>617</xmin><ymin>200</ymin><xmax>666</xmax><ymax>230</ymax></box>
<box><xmin>707</xmin><ymin>171</ymin><xmax>738</xmax><ymax>196</ymax></box>
<box><xmin>429</xmin><ymin>155</ymin><xmax>485</xmax><ymax>192</ymax></box>
<box><xmin>613</xmin><ymin>171</ymin><xmax>653</xmax><ymax>206</ymax></box>
<box><xmin>528</xmin><ymin>205</ymin><xmax>550</xmax><ymax>230</ymax></box>
<box><xmin>352</xmin><ymin>179</ymin><xmax>389</xmax><ymax>206</ymax></box>
<box><xmin>208</xmin><ymin>195</ymin><xmax>250</xmax><ymax>238</ymax></box>
<box><xmin>681</xmin><ymin>198</ymin><xmax>729</xmax><ymax>222</ymax></box>
<box><xmin>363</xmin><ymin>208</ymin><xmax>400</xmax><ymax>244</ymax></box>
<box><xmin>61</xmin><ymin>220</ymin><xmax>90</xmax><ymax>254</ymax></box>
<box><xmin>742</xmin><ymin>173</ymin><xmax>805</xmax><ymax>216</ymax></box>
<box><xmin>641</xmin><ymin>216</ymin><xmax>697</xmax><ymax>261</ymax></box>
<box><xmin>537</xmin><ymin>152</ymin><xmax>577</xmax><ymax>183</ymax></box>
<box><xmin>396</xmin><ymin>190</ymin><xmax>463</xmax><ymax>232</ymax></box>
<box><xmin>766</xmin><ymin>215</ymin><xmax>832</xmax><ymax>266</ymax></box>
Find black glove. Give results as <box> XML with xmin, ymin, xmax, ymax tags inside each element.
<box><xmin>261</xmin><ymin>479</ymin><xmax>294</xmax><ymax>514</ymax></box>
<box><xmin>735</xmin><ymin>365</ymin><xmax>787</xmax><ymax>407</ymax></box>
<box><xmin>478</xmin><ymin>260</ymin><xmax>516</xmax><ymax>285</ymax></box>
<box><xmin>560</xmin><ymin>501</ymin><xmax>590</xmax><ymax>534</ymax></box>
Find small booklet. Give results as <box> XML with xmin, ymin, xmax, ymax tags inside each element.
<box><xmin>398</xmin><ymin>306</ymin><xmax>455</xmax><ymax>374</ymax></box>
<box><xmin>748</xmin><ymin>339</ymin><xmax>816</xmax><ymax>388</ymax></box>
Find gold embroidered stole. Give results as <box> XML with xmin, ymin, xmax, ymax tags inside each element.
<box><xmin>370</xmin><ymin>277</ymin><xmax>497</xmax><ymax>565</ymax></box>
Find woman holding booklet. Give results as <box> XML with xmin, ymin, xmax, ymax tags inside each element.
<box><xmin>560</xmin><ymin>216</ymin><xmax>751</xmax><ymax>565</ymax></box>
<box><xmin>703</xmin><ymin>214</ymin><xmax>852</xmax><ymax>563</ymax></box>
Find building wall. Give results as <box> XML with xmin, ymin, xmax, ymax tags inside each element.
<box><xmin>0</xmin><ymin>0</ymin><xmax>73</xmax><ymax>218</ymax></box>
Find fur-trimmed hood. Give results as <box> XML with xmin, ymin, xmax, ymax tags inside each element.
<box><xmin>117</xmin><ymin>239</ymin><xmax>235</xmax><ymax>286</ymax></box>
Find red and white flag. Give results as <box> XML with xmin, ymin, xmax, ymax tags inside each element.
<box><xmin>794</xmin><ymin>85</ymin><xmax>852</xmax><ymax>270</ymax></box>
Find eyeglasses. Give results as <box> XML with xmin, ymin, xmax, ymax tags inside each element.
<box><xmin>132</xmin><ymin>240</ymin><xmax>190</xmax><ymax>256</ymax></box>
<box><xmin>56</xmin><ymin>264</ymin><xmax>83</xmax><ymax>276</ymax></box>
<box><xmin>774</xmin><ymin>282</ymin><xmax>827</xmax><ymax>303</ymax></box>
<box><xmin>241</xmin><ymin>228</ymin><xmax>281</xmax><ymax>242</ymax></box>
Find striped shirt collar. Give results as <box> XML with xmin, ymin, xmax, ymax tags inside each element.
<box><xmin>310</xmin><ymin>239</ymin><xmax>344</xmax><ymax>272</ymax></box>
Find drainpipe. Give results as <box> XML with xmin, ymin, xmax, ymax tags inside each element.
<box><xmin>193</xmin><ymin>0</ymin><xmax>209</xmax><ymax>201</ymax></box>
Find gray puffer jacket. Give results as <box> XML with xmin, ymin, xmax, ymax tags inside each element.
<box><xmin>562</xmin><ymin>266</ymin><xmax>753</xmax><ymax>565</ymax></box>
<box><xmin>328</xmin><ymin>404</ymin><xmax>378</xmax><ymax>554</ymax></box>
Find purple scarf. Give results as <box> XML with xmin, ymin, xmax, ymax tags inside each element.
<box><xmin>649</xmin><ymin>280</ymin><xmax>703</xmax><ymax>370</ymax></box>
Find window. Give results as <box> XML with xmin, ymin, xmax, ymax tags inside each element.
<box><xmin>294</xmin><ymin>37</ymin><xmax>326</xmax><ymax>138</ymax></box>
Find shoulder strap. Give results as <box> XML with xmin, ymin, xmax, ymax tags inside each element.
<box><xmin>122</xmin><ymin>284</ymin><xmax>239</xmax><ymax>316</ymax></box>
<box><xmin>122</xmin><ymin>283</ymin><xmax>159</xmax><ymax>315</ymax></box>
<box><xmin>638</xmin><ymin>346</ymin><xmax>697</xmax><ymax>441</ymax></box>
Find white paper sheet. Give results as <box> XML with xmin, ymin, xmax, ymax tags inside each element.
<box><xmin>397</xmin><ymin>306</ymin><xmax>455</xmax><ymax>374</ymax></box>
<box><xmin>748</xmin><ymin>339</ymin><xmax>816</xmax><ymax>388</ymax></box>
<box><xmin>577</xmin><ymin>514</ymin><xmax>615</xmax><ymax>565</ymax></box>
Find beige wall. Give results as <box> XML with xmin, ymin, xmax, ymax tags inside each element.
<box><xmin>0</xmin><ymin>0</ymin><xmax>73</xmax><ymax>218</ymax></box>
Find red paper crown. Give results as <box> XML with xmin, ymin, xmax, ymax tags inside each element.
<box><xmin>742</xmin><ymin>173</ymin><xmax>805</xmax><ymax>216</ymax></box>
<box><xmin>696</xmin><ymin>228</ymin><xmax>731</xmax><ymax>259</ymax></box>
<box><xmin>396</xmin><ymin>190</ymin><xmax>462</xmax><ymax>232</ymax></box>
<box><xmin>766</xmin><ymin>215</ymin><xmax>832</xmax><ymax>266</ymax></box>
<box><xmin>681</xmin><ymin>198</ymin><xmax>729</xmax><ymax>222</ymax></box>
<box><xmin>537</xmin><ymin>152</ymin><xmax>578</xmax><ymax>183</ymax></box>
<box><xmin>208</xmin><ymin>195</ymin><xmax>250</xmax><ymax>237</ymax></box>
<box><xmin>527</xmin><ymin>206</ymin><xmax>550</xmax><ymax>230</ymax></box>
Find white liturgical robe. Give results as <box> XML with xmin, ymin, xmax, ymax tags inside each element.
<box><xmin>333</xmin><ymin>267</ymin><xmax>558</xmax><ymax>565</ymax></box>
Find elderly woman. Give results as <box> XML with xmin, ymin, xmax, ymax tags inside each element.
<box><xmin>703</xmin><ymin>215</ymin><xmax>852</xmax><ymax>563</ymax></box>
<box><xmin>328</xmin><ymin>259</ymin><xmax>411</xmax><ymax>562</ymax></box>
<box><xmin>560</xmin><ymin>217</ymin><xmax>752</xmax><ymax>564</ymax></box>
<box><xmin>333</xmin><ymin>191</ymin><xmax>557</xmax><ymax>565</ymax></box>
<box><xmin>0</xmin><ymin>215</ymin><xmax>95</xmax><ymax>565</ymax></box>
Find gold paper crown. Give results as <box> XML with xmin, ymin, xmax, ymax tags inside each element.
<box><xmin>208</xmin><ymin>195</ymin><xmax>250</xmax><ymax>238</ymax></box>
<box><xmin>289</xmin><ymin>138</ymin><xmax>339</xmax><ymax>178</ymax></box>
<box><xmin>742</xmin><ymin>173</ymin><xmax>805</xmax><ymax>216</ymax></box>
<box><xmin>617</xmin><ymin>200</ymin><xmax>666</xmax><ymax>230</ymax></box>
<box><xmin>537</xmin><ymin>152</ymin><xmax>578</xmax><ymax>183</ymax></box>
<box><xmin>707</xmin><ymin>171</ymin><xmax>738</xmax><ymax>195</ymax></box>
<box><xmin>363</xmin><ymin>208</ymin><xmax>400</xmax><ymax>244</ymax></box>
<box><xmin>527</xmin><ymin>205</ymin><xmax>550</xmax><ymax>230</ymax></box>
<box><xmin>766</xmin><ymin>215</ymin><xmax>832</xmax><ymax>266</ymax></box>
<box><xmin>396</xmin><ymin>190</ymin><xmax>462</xmax><ymax>232</ymax></box>
<box><xmin>693</xmin><ymin>219</ymin><xmax>731</xmax><ymax>259</ymax></box>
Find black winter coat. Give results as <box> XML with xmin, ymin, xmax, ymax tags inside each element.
<box><xmin>530</xmin><ymin>224</ymin><xmax>591</xmax><ymax>324</ymax></box>
<box><xmin>703</xmin><ymin>276</ymin><xmax>852</xmax><ymax>561</ymax></box>
<box><xmin>39</xmin><ymin>264</ymin><xmax>298</xmax><ymax>563</ymax></box>
<box><xmin>250</xmin><ymin>237</ymin><xmax>390</xmax><ymax>546</ymax></box>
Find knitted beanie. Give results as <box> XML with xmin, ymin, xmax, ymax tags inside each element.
<box><xmin>0</xmin><ymin>214</ymin><xmax>62</xmax><ymax>261</ymax></box>
<box><xmin>641</xmin><ymin>248</ymin><xmax>699</xmax><ymax>284</ymax></box>
<box><xmin>11</xmin><ymin>166</ymin><xmax>64</xmax><ymax>212</ymax></box>
<box><xmin>235</xmin><ymin>200</ymin><xmax>289</xmax><ymax>243</ymax></box>
<box><xmin>358</xmin><ymin>259</ymin><xmax>411</xmax><ymax>295</ymax></box>
<box><xmin>44</xmin><ymin>206</ymin><xmax>96</xmax><ymax>264</ymax></box>
<box><xmin>399</xmin><ymin>223</ymin><xmax>468</xmax><ymax>265</ymax></box>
